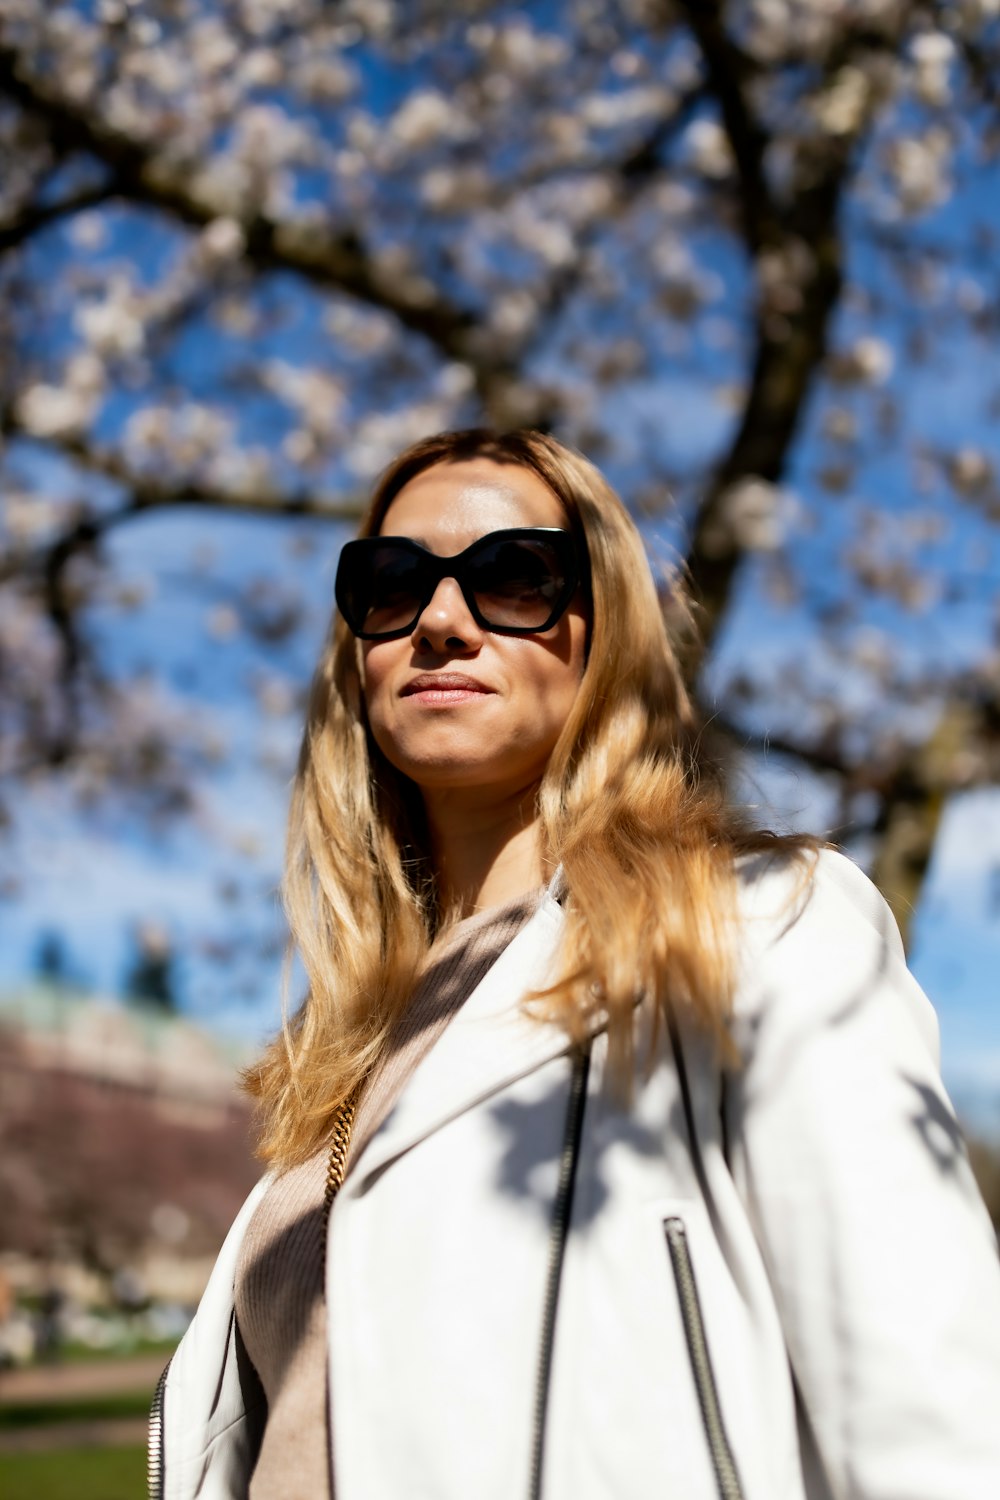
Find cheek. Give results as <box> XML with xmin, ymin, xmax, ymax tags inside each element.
<box><xmin>556</xmin><ymin>618</ymin><xmax>589</xmax><ymax>698</ymax></box>
<box><xmin>359</xmin><ymin>643</ymin><xmax>394</xmax><ymax>724</ymax></box>
<box><xmin>531</xmin><ymin>628</ymin><xmax>587</xmax><ymax>726</ymax></box>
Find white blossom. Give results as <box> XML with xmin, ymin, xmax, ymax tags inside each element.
<box><xmin>909</xmin><ymin>31</ymin><xmax>954</xmax><ymax>106</ymax></box>
<box><xmin>341</xmin><ymin>0</ymin><xmax>395</xmax><ymax>41</ymax></box>
<box><xmin>489</xmin><ymin>290</ymin><xmax>539</xmax><ymax>342</ymax></box>
<box><xmin>322</xmin><ymin>302</ymin><xmax>394</xmax><ymax>353</ymax></box>
<box><xmin>684</xmin><ymin>119</ymin><xmax>732</xmax><ymax>179</ymax></box>
<box><xmin>347</xmin><ymin>402</ymin><xmax>456</xmax><ymax>478</ymax></box>
<box><xmin>124</xmin><ymin>406</ymin><xmax>173</xmax><ymax>455</ymax></box>
<box><xmin>189</xmin><ymin>18</ymin><xmax>240</xmax><ymax>78</ymax></box>
<box><xmin>124</xmin><ymin>404</ymin><xmax>236</xmax><ymax>469</ymax></box>
<box><xmin>611</xmin><ymin>50</ymin><xmax>643</xmax><ymax>78</ymax></box>
<box><xmin>207</xmin><ymin>445</ymin><xmax>279</xmax><ymax>499</ymax></box>
<box><xmin>949</xmin><ymin>448</ymin><xmax>994</xmax><ymax>496</ymax></box>
<box><xmin>543</xmin><ymin>112</ymin><xmax>588</xmax><ymax>160</ymax></box>
<box><xmin>512</xmin><ymin>211</ymin><xmax>576</xmax><ymax>269</ymax></box>
<box><xmin>75</xmin><ymin>296</ymin><xmax>145</xmax><ymax>358</ymax></box>
<box><xmin>851</xmin><ymin>628</ymin><xmax>892</xmax><ymax>676</ymax></box>
<box><xmin>834</xmin><ymin>335</ymin><xmax>894</xmax><ymax>385</ymax></box>
<box><xmin>580</xmin><ymin>87</ymin><xmax>673</xmax><ymax>131</ymax></box>
<box><xmin>2</xmin><ymin>493</ymin><xmax>63</xmax><ymax>543</ymax></box>
<box><xmin>491</xmin><ymin>21</ymin><xmax>568</xmax><ymax>77</ymax></box>
<box><xmin>121</xmin><ymin>45</ymin><xmax>188</xmax><ymax>97</ymax></box>
<box><xmin>68</xmin><ymin>213</ymin><xmax>109</xmax><ymax>251</ymax></box>
<box><xmin>187</xmin><ymin>157</ymin><xmax>255</xmax><ymax>217</ymax></box>
<box><xmin>231</xmin><ymin>105</ymin><xmax>318</xmax><ymax>169</ymax></box>
<box><xmin>814</xmin><ymin>65</ymin><xmax>871</xmax><ymax>136</ymax></box>
<box><xmin>128</xmin><ymin>17</ymin><xmax>161</xmax><ymax>48</ymax></box>
<box><xmin>387</xmin><ymin>90</ymin><xmax>464</xmax><ymax>151</ymax></box>
<box><xmin>419</xmin><ymin>166</ymin><xmax>490</xmax><ymax>211</ymax></box>
<box><xmin>263</xmin><ymin>362</ymin><xmax>346</xmax><ymax>439</ymax></box>
<box><xmin>910</xmin><ymin>31</ymin><xmax>955</xmax><ymax>65</ymax></box>
<box><xmin>282</xmin><ymin>428</ymin><xmax>317</xmax><ymax>464</ymax></box>
<box><xmin>64</xmin><ymin>352</ymin><xmax>107</xmax><ymax>397</ymax></box>
<box><xmin>714</xmin><ymin>477</ymin><xmax>787</xmax><ymax>552</ymax></box>
<box><xmin>292</xmin><ymin>52</ymin><xmax>357</xmax><ymax>104</ymax></box>
<box><xmin>887</xmin><ymin>134</ymin><xmax>950</xmax><ymax>213</ymax></box>
<box><xmin>238</xmin><ymin>48</ymin><xmax>285</xmax><ymax>89</ymax></box>
<box><xmin>436</xmin><ymin>363</ymin><xmax>474</xmax><ymax>400</ymax></box>
<box><xmin>199</xmin><ymin>216</ymin><xmax>248</xmax><ymax>263</ymax></box>
<box><xmin>16</xmin><ymin>384</ymin><xmax>95</xmax><ymax>438</ymax></box>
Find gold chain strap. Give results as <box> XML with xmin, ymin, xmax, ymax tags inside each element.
<box><xmin>323</xmin><ymin>1094</ymin><xmax>357</xmax><ymax>1214</ymax></box>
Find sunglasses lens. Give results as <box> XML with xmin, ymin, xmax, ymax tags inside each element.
<box><xmin>345</xmin><ymin>545</ymin><xmax>426</xmax><ymax>636</ymax></box>
<box><xmin>468</xmin><ymin>537</ymin><xmax>569</xmax><ymax>630</ymax></box>
<box><xmin>338</xmin><ymin>530</ymin><xmax>576</xmax><ymax>638</ymax></box>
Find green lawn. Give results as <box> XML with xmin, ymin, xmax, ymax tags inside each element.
<box><xmin>0</xmin><ymin>1389</ymin><xmax>153</xmax><ymax>1430</ymax></box>
<box><xmin>53</xmin><ymin>1337</ymin><xmax>178</xmax><ymax>1365</ymax></box>
<box><xmin>0</xmin><ymin>1444</ymin><xmax>147</xmax><ymax>1500</ymax></box>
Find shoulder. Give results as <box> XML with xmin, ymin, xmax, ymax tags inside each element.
<box><xmin>734</xmin><ymin>843</ymin><xmax>900</xmax><ymax>949</ymax></box>
<box><xmin>730</xmin><ymin>844</ymin><xmax>940</xmax><ymax>1065</ymax></box>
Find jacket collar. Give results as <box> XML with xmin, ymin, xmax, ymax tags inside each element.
<box><xmin>344</xmin><ymin>889</ymin><xmax>574</xmax><ymax>1192</ymax></box>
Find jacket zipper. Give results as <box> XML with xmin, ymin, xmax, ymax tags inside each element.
<box><xmin>147</xmin><ymin>1355</ymin><xmax>172</xmax><ymax>1500</ymax></box>
<box><xmin>663</xmin><ymin>1217</ymin><xmax>745</xmax><ymax>1500</ymax></box>
<box><xmin>527</xmin><ymin>1043</ymin><xmax>591</xmax><ymax>1500</ymax></box>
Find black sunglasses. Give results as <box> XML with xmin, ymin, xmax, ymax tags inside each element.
<box><xmin>335</xmin><ymin>527</ymin><xmax>581</xmax><ymax>641</ymax></box>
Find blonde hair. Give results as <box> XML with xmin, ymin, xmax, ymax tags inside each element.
<box><xmin>245</xmin><ymin>429</ymin><xmax>809</xmax><ymax>1167</ymax></box>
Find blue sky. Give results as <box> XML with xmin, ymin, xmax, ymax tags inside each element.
<box><xmin>3</xmin><ymin>13</ymin><xmax>1000</xmax><ymax>1137</ymax></box>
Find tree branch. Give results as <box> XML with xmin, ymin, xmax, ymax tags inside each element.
<box><xmin>709</xmin><ymin>713</ymin><xmax>855</xmax><ymax>779</ymax></box>
<box><xmin>716</xmin><ymin>689</ymin><xmax>1000</xmax><ymax>949</ymax></box>
<box><xmin>0</xmin><ymin>429</ymin><xmax>366</xmax><ymax>590</ymax></box>
<box><xmin>525</xmin><ymin>79</ymin><xmax>711</xmax><ymax>345</ymax></box>
<box><xmin>673</xmin><ymin>0</ymin><xmax>776</xmax><ymax>252</ymax></box>
<box><xmin>0</xmin><ymin>178</ymin><xmax>120</xmax><ymax>256</ymax></box>
<box><xmin>678</xmin><ymin>23</ymin><xmax>903</xmax><ymax>662</ymax></box>
<box><xmin>0</xmin><ymin>42</ymin><xmax>477</xmax><ymax>363</ymax></box>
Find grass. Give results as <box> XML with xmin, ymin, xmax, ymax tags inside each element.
<box><xmin>0</xmin><ymin>1444</ymin><xmax>147</xmax><ymax>1499</ymax></box>
<box><xmin>0</xmin><ymin>1389</ymin><xmax>154</xmax><ymax>1430</ymax></box>
<box><xmin>52</xmin><ymin>1336</ymin><xmax>178</xmax><ymax>1364</ymax></box>
<box><xmin>0</xmin><ymin>1354</ymin><xmax>162</xmax><ymax>1498</ymax></box>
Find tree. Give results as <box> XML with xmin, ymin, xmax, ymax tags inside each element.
<box><xmin>1</xmin><ymin>0</ymin><xmax>999</xmax><ymax>958</ymax></box>
<box><xmin>123</xmin><ymin>918</ymin><xmax>179</xmax><ymax>1012</ymax></box>
<box><xmin>0</xmin><ymin>1022</ymin><xmax>258</xmax><ymax>1280</ymax></box>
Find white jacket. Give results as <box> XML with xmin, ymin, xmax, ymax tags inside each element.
<box><xmin>150</xmin><ymin>850</ymin><xmax>1000</xmax><ymax>1500</ymax></box>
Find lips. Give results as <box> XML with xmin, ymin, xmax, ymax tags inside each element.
<box><xmin>400</xmin><ymin>672</ymin><xmax>494</xmax><ymax>698</ymax></box>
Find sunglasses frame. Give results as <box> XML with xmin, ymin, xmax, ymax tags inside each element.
<box><xmin>335</xmin><ymin>527</ymin><xmax>582</xmax><ymax>641</ymax></box>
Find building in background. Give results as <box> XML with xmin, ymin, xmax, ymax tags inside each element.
<box><xmin>0</xmin><ymin>983</ymin><xmax>260</xmax><ymax>1319</ymax></box>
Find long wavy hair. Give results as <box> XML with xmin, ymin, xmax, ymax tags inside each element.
<box><xmin>245</xmin><ymin>428</ymin><xmax>810</xmax><ymax>1167</ymax></box>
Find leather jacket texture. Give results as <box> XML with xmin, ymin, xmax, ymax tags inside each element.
<box><xmin>150</xmin><ymin>849</ymin><xmax>1000</xmax><ymax>1500</ymax></box>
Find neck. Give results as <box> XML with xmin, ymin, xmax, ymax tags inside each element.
<box><xmin>422</xmin><ymin>781</ymin><xmax>548</xmax><ymax>918</ymax></box>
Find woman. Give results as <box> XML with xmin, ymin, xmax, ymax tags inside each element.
<box><xmin>150</xmin><ymin>428</ymin><xmax>1000</xmax><ymax>1500</ymax></box>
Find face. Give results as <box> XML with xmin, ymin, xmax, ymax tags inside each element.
<box><xmin>360</xmin><ymin>459</ymin><xmax>588</xmax><ymax>802</ymax></box>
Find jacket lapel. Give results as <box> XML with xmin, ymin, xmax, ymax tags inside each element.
<box><xmin>345</xmin><ymin>890</ymin><xmax>574</xmax><ymax>1191</ymax></box>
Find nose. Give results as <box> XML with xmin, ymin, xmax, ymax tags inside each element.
<box><xmin>411</xmin><ymin>576</ymin><xmax>484</xmax><ymax>655</ymax></box>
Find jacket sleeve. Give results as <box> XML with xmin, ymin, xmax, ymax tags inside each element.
<box><xmin>727</xmin><ymin>848</ymin><xmax>1000</xmax><ymax>1500</ymax></box>
<box><xmin>160</xmin><ymin>1176</ymin><xmax>270</xmax><ymax>1500</ymax></box>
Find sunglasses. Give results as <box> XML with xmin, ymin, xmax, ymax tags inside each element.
<box><xmin>335</xmin><ymin>527</ymin><xmax>581</xmax><ymax>641</ymax></box>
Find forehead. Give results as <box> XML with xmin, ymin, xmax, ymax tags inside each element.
<box><xmin>378</xmin><ymin>459</ymin><xmax>566</xmax><ymax>547</ymax></box>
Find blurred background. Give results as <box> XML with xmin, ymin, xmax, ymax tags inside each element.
<box><xmin>1</xmin><ymin>0</ymin><xmax>1000</xmax><ymax>1493</ymax></box>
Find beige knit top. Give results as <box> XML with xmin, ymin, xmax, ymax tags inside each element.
<box><xmin>234</xmin><ymin>889</ymin><xmax>543</xmax><ymax>1499</ymax></box>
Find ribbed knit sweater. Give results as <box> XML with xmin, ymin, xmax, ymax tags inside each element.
<box><xmin>234</xmin><ymin>889</ymin><xmax>543</xmax><ymax>1499</ymax></box>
